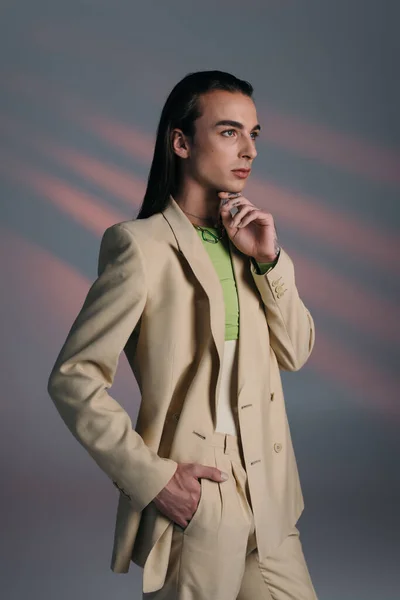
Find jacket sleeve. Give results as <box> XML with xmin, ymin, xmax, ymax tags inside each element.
<box><xmin>250</xmin><ymin>247</ymin><xmax>315</xmax><ymax>371</ymax></box>
<box><xmin>250</xmin><ymin>255</ymin><xmax>279</xmax><ymax>274</ymax></box>
<box><xmin>47</xmin><ymin>223</ymin><xmax>178</xmax><ymax>512</ymax></box>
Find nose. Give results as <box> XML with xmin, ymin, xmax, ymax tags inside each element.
<box><xmin>240</xmin><ymin>135</ymin><xmax>257</xmax><ymax>160</ymax></box>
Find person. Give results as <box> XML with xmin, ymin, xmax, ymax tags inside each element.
<box><xmin>47</xmin><ymin>70</ymin><xmax>318</xmax><ymax>599</ymax></box>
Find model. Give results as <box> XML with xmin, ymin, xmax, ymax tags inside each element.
<box><xmin>48</xmin><ymin>70</ymin><xmax>318</xmax><ymax>599</ymax></box>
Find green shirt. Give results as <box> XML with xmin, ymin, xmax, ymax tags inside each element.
<box><xmin>194</xmin><ymin>226</ymin><xmax>278</xmax><ymax>341</ymax></box>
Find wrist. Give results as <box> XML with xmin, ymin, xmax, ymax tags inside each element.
<box><xmin>253</xmin><ymin>248</ymin><xmax>280</xmax><ymax>263</ymax></box>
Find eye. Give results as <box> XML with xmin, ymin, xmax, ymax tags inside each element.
<box><xmin>221</xmin><ymin>129</ymin><xmax>259</xmax><ymax>140</ymax></box>
<box><xmin>221</xmin><ymin>129</ymin><xmax>237</xmax><ymax>137</ymax></box>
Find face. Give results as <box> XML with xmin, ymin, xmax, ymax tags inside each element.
<box><xmin>172</xmin><ymin>90</ymin><xmax>259</xmax><ymax>195</ymax></box>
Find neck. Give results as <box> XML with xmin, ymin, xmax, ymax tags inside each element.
<box><xmin>173</xmin><ymin>183</ymin><xmax>220</xmax><ymax>227</ymax></box>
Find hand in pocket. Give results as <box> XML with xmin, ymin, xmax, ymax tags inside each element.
<box><xmin>153</xmin><ymin>462</ymin><xmax>229</xmax><ymax>528</ymax></box>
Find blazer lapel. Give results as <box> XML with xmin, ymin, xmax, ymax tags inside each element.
<box><xmin>161</xmin><ymin>195</ymin><xmax>249</xmax><ymax>406</ymax></box>
<box><xmin>228</xmin><ymin>238</ymin><xmax>252</xmax><ymax>400</ymax></box>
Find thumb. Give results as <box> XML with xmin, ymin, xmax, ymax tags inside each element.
<box><xmin>198</xmin><ymin>465</ymin><xmax>229</xmax><ymax>482</ymax></box>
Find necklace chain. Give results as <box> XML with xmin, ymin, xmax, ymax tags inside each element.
<box><xmin>182</xmin><ymin>208</ymin><xmax>225</xmax><ymax>243</ymax></box>
<box><xmin>193</xmin><ymin>223</ymin><xmax>226</xmax><ymax>243</ymax></box>
<box><xmin>182</xmin><ymin>208</ymin><xmax>218</xmax><ymax>224</ymax></box>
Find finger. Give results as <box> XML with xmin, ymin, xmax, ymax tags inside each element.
<box><xmin>231</xmin><ymin>205</ymin><xmax>258</xmax><ymax>227</ymax></box>
<box><xmin>176</xmin><ymin>518</ymin><xmax>188</xmax><ymax>529</ymax></box>
<box><xmin>227</xmin><ymin>204</ymin><xmax>256</xmax><ymax>227</ymax></box>
<box><xmin>217</xmin><ymin>191</ymin><xmax>242</xmax><ymax>199</ymax></box>
<box><xmin>236</xmin><ymin>209</ymin><xmax>266</xmax><ymax>229</ymax></box>
<box><xmin>219</xmin><ymin>193</ymin><xmax>245</xmax><ymax>208</ymax></box>
<box><xmin>192</xmin><ymin>464</ymin><xmax>228</xmax><ymax>482</ymax></box>
<box><xmin>221</xmin><ymin>204</ymin><xmax>249</xmax><ymax>225</ymax></box>
<box><xmin>220</xmin><ymin>197</ymin><xmax>252</xmax><ymax>213</ymax></box>
<box><xmin>220</xmin><ymin>201</ymin><xmax>243</xmax><ymax>216</ymax></box>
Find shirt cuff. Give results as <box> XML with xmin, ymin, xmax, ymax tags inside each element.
<box><xmin>250</xmin><ymin>253</ymin><xmax>280</xmax><ymax>274</ymax></box>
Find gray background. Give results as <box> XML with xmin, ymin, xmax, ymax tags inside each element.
<box><xmin>1</xmin><ymin>1</ymin><xmax>399</xmax><ymax>599</ymax></box>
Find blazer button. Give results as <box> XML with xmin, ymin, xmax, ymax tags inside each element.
<box><xmin>271</xmin><ymin>276</ymin><xmax>282</xmax><ymax>288</ymax></box>
<box><xmin>274</xmin><ymin>442</ymin><xmax>282</xmax><ymax>453</ymax></box>
<box><xmin>270</xmin><ymin>392</ymin><xmax>275</xmax><ymax>401</ymax></box>
<box><xmin>173</xmin><ymin>412</ymin><xmax>180</xmax><ymax>421</ymax></box>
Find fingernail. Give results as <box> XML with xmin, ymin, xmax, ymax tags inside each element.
<box><xmin>221</xmin><ymin>472</ymin><xmax>229</xmax><ymax>481</ymax></box>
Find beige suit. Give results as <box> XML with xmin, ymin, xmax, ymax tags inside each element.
<box><xmin>47</xmin><ymin>196</ymin><xmax>315</xmax><ymax>594</ymax></box>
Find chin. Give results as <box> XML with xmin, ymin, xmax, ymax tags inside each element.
<box><xmin>216</xmin><ymin>180</ymin><xmax>246</xmax><ymax>194</ymax></box>
<box><xmin>229</xmin><ymin>182</ymin><xmax>246</xmax><ymax>194</ymax></box>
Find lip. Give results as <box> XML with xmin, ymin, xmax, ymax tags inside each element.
<box><xmin>231</xmin><ymin>169</ymin><xmax>251</xmax><ymax>179</ymax></box>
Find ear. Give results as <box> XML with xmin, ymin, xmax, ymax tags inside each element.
<box><xmin>171</xmin><ymin>128</ymin><xmax>190</xmax><ymax>159</ymax></box>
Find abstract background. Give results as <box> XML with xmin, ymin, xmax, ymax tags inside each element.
<box><xmin>1</xmin><ymin>1</ymin><xmax>399</xmax><ymax>598</ymax></box>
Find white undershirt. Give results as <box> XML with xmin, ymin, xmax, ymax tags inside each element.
<box><xmin>215</xmin><ymin>339</ymin><xmax>240</xmax><ymax>436</ymax></box>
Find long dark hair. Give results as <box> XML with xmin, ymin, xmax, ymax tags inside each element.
<box><xmin>136</xmin><ymin>70</ymin><xmax>253</xmax><ymax>220</ymax></box>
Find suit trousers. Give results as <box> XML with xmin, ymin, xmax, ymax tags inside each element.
<box><xmin>142</xmin><ymin>431</ymin><xmax>318</xmax><ymax>599</ymax></box>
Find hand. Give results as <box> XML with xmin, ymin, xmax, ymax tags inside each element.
<box><xmin>218</xmin><ymin>192</ymin><xmax>280</xmax><ymax>262</ymax></box>
<box><xmin>152</xmin><ymin>463</ymin><xmax>228</xmax><ymax>528</ymax></box>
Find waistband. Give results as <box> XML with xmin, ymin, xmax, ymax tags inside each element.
<box><xmin>192</xmin><ymin>429</ymin><xmax>241</xmax><ymax>454</ymax></box>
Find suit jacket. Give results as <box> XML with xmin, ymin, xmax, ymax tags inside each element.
<box><xmin>47</xmin><ymin>195</ymin><xmax>315</xmax><ymax>593</ymax></box>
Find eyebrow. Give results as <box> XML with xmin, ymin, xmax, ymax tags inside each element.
<box><xmin>214</xmin><ymin>119</ymin><xmax>261</xmax><ymax>132</ymax></box>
